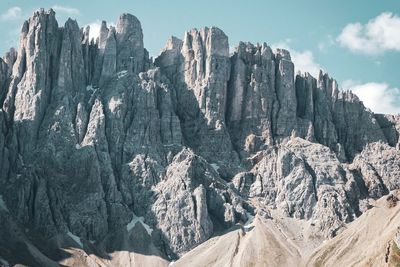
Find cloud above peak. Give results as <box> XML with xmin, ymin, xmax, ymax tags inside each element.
<box><xmin>272</xmin><ymin>39</ymin><xmax>322</xmax><ymax>78</ymax></box>
<box><xmin>87</xmin><ymin>20</ymin><xmax>102</xmax><ymax>41</ymax></box>
<box><xmin>52</xmin><ymin>5</ymin><xmax>80</xmax><ymax>16</ymax></box>
<box><xmin>342</xmin><ymin>80</ymin><xmax>400</xmax><ymax>115</ymax></box>
<box><xmin>1</xmin><ymin>6</ymin><xmax>22</xmax><ymax>21</ymax></box>
<box><xmin>85</xmin><ymin>20</ymin><xmax>116</xmax><ymax>42</ymax></box>
<box><xmin>337</xmin><ymin>12</ymin><xmax>400</xmax><ymax>55</ymax></box>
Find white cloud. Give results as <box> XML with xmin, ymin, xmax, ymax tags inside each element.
<box><xmin>87</xmin><ymin>20</ymin><xmax>102</xmax><ymax>41</ymax></box>
<box><xmin>86</xmin><ymin>20</ymin><xmax>115</xmax><ymax>42</ymax></box>
<box><xmin>1</xmin><ymin>6</ymin><xmax>22</xmax><ymax>21</ymax></box>
<box><xmin>337</xmin><ymin>12</ymin><xmax>400</xmax><ymax>55</ymax></box>
<box><xmin>318</xmin><ymin>34</ymin><xmax>335</xmax><ymax>52</ymax></box>
<box><xmin>229</xmin><ymin>45</ymin><xmax>236</xmax><ymax>55</ymax></box>
<box><xmin>342</xmin><ymin>80</ymin><xmax>400</xmax><ymax>114</ymax></box>
<box><xmin>272</xmin><ymin>39</ymin><xmax>322</xmax><ymax>78</ymax></box>
<box><xmin>52</xmin><ymin>5</ymin><xmax>80</xmax><ymax>16</ymax></box>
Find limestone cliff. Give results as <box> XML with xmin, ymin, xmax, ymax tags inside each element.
<box><xmin>0</xmin><ymin>8</ymin><xmax>399</xmax><ymax>267</ymax></box>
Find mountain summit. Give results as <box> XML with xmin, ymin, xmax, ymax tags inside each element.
<box><xmin>0</xmin><ymin>9</ymin><xmax>399</xmax><ymax>267</ymax></box>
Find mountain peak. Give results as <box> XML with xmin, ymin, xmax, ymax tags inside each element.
<box><xmin>0</xmin><ymin>8</ymin><xmax>399</xmax><ymax>267</ymax></box>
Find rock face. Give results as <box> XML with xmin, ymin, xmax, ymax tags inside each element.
<box><xmin>307</xmin><ymin>191</ymin><xmax>400</xmax><ymax>267</ymax></box>
<box><xmin>0</xmin><ymin>8</ymin><xmax>399</xmax><ymax>267</ymax></box>
<box><xmin>226</xmin><ymin>42</ymin><xmax>277</xmax><ymax>156</ymax></box>
<box><xmin>115</xmin><ymin>13</ymin><xmax>147</xmax><ymax>74</ymax></box>
<box><xmin>156</xmin><ymin>27</ymin><xmax>240</xmax><ymax>178</ymax></box>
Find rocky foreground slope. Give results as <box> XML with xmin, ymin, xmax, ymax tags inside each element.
<box><xmin>0</xmin><ymin>9</ymin><xmax>399</xmax><ymax>267</ymax></box>
<box><xmin>173</xmin><ymin>191</ymin><xmax>400</xmax><ymax>267</ymax></box>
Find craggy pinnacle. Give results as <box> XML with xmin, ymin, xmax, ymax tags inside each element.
<box><xmin>0</xmin><ymin>8</ymin><xmax>399</xmax><ymax>266</ymax></box>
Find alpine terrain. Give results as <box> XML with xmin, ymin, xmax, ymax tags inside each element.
<box><xmin>0</xmin><ymin>9</ymin><xmax>399</xmax><ymax>267</ymax></box>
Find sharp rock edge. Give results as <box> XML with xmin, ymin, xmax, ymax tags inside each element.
<box><xmin>0</xmin><ymin>8</ymin><xmax>399</xmax><ymax>267</ymax></box>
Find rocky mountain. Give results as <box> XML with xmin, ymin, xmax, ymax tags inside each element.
<box><xmin>0</xmin><ymin>8</ymin><xmax>399</xmax><ymax>267</ymax></box>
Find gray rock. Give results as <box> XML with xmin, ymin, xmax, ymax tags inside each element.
<box><xmin>150</xmin><ymin>148</ymin><xmax>246</xmax><ymax>257</ymax></box>
<box><xmin>0</xmin><ymin>48</ymin><xmax>17</xmax><ymax>105</ymax></box>
<box><xmin>3</xmin><ymin>47</ymin><xmax>17</xmax><ymax>73</ymax></box>
<box><xmin>116</xmin><ymin>13</ymin><xmax>146</xmax><ymax>73</ymax></box>
<box><xmin>375</xmin><ymin>114</ymin><xmax>400</xmax><ymax>149</ymax></box>
<box><xmin>274</xmin><ymin>49</ymin><xmax>297</xmax><ymax>138</ymax></box>
<box><xmin>0</xmin><ymin>8</ymin><xmax>399</xmax><ymax>266</ymax></box>
<box><xmin>0</xmin><ymin>59</ymin><xmax>9</xmax><ymax>105</ymax></box>
<box><xmin>226</xmin><ymin>42</ymin><xmax>277</xmax><ymax>158</ymax></box>
<box><xmin>156</xmin><ymin>27</ymin><xmax>240</xmax><ymax>178</ymax></box>
<box><xmin>92</xmin><ymin>20</ymin><xmax>109</xmax><ymax>85</ymax></box>
<box><xmin>351</xmin><ymin>141</ymin><xmax>400</xmax><ymax>195</ymax></box>
<box><xmin>237</xmin><ymin>137</ymin><xmax>392</xmax><ymax>238</ymax></box>
<box><xmin>99</xmin><ymin>26</ymin><xmax>117</xmax><ymax>84</ymax></box>
<box><xmin>3</xmin><ymin>8</ymin><xmax>61</xmax><ymax>156</ymax></box>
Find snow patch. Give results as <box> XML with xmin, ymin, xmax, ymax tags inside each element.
<box><xmin>86</xmin><ymin>85</ymin><xmax>94</xmax><ymax>92</ymax></box>
<box><xmin>117</xmin><ymin>70</ymin><xmax>128</xmax><ymax>79</ymax></box>
<box><xmin>244</xmin><ymin>212</ymin><xmax>254</xmax><ymax>232</ymax></box>
<box><xmin>75</xmin><ymin>144</ymin><xmax>81</xmax><ymax>149</ymax></box>
<box><xmin>0</xmin><ymin>257</ymin><xmax>9</xmax><ymax>266</ymax></box>
<box><xmin>0</xmin><ymin>195</ymin><xmax>9</xmax><ymax>212</ymax></box>
<box><xmin>127</xmin><ymin>213</ymin><xmax>153</xmax><ymax>235</ymax></box>
<box><xmin>67</xmin><ymin>231</ymin><xmax>83</xmax><ymax>248</ymax></box>
<box><xmin>163</xmin><ymin>144</ymin><xmax>175</xmax><ymax>147</ymax></box>
<box><xmin>210</xmin><ymin>163</ymin><xmax>220</xmax><ymax>172</ymax></box>
<box><xmin>126</xmin><ymin>215</ymin><xmax>140</xmax><ymax>232</ymax></box>
<box><xmin>108</xmin><ymin>97</ymin><xmax>122</xmax><ymax>113</ymax></box>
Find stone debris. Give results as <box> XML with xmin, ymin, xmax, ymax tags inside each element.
<box><xmin>386</xmin><ymin>194</ymin><xmax>399</xmax><ymax>208</ymax></box>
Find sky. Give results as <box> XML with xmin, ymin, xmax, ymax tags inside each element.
<box><xmin>0</xmin><ymin>0</ymin><xmax>399</xmax><ymax>114</ymax></box>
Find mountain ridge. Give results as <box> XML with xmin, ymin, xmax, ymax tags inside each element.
<box><xmin>0</xmin><ymin>8</ymin><xmax>399</xmax><ymax>266</ymax></box>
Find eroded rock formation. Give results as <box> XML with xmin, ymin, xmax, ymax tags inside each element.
<box><xmin>0</xmin><ymin>8</ymin><xmax>399</xmax><ymax>266</ymax></box>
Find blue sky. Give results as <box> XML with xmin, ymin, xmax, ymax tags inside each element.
<box><xmin>0</xmin><ymin>0</ymin><xmax>399</xmax><ymax>114</ymax></box>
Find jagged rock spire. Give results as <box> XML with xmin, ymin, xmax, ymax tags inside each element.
<box><xmin>0</xmin><ymin>9</ymin><xmax>399</xmax><ymax>266</ymax></box>
<box><xmin>181</xmin><ymin>26</ymin><xmax>230</xmax><ymax>123</ymax></box>
<box><xmin>116</xmin><ymin>13</ymin><xmax>146</xmax><ymax>73</ymax></box>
